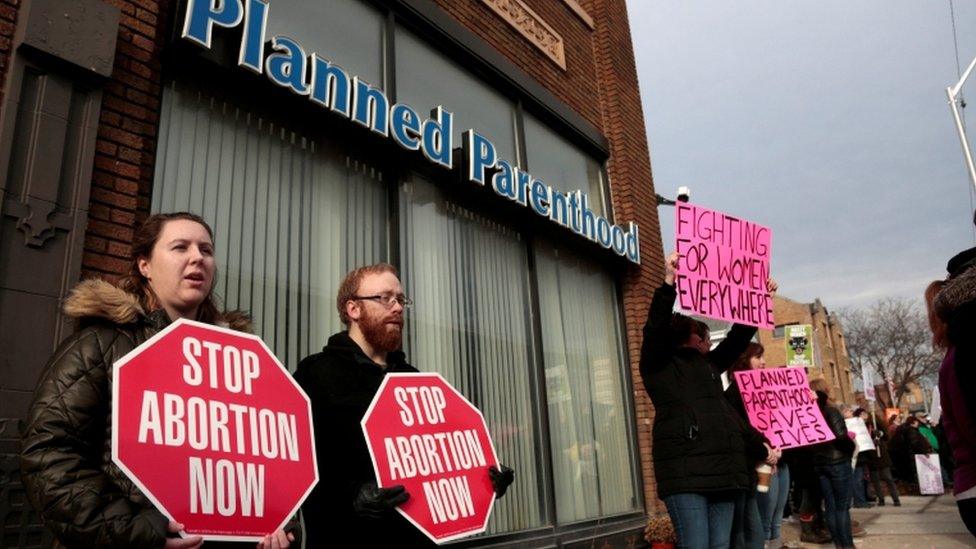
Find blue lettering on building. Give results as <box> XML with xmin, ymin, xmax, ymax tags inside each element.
<box><xmin>181</xmin><ymin>0</ymin><xmax>640</xmax><ymax>264</ymax></box>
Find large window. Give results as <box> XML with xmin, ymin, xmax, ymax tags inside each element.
<box><xmin>399</xmin><ymin>175</ymin><xmax>545</xmax><ymax>533</ymax></box>
<box><xmin>395</xmin><ymin>25</ymin><xmax>518</xmax><ymax>162</ymax></box>
<box><xmin>267</xmin><ymin>0</ymin><xmax>385</xmax><ymax>88</ymax></box>
<box><xmin>153</xmin><ymin>82</ymin><xmax>388</xmax><ymax>368</ymax></box>
<box><xmin>523</xmin><ymin>112</ymin><xmax>608</xmax><ymax>217</ymax></box>
<box><xmin>535</xmin><ymin>241</ymin><xmax>638</xmax><ymax>522</ymax></box>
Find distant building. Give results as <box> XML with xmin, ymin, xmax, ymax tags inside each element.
<box><xmin>757</xmin><ymin>296</ymin><xmax>856</xmax><ymax>404</ymax></box>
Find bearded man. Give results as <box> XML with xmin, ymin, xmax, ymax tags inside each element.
<box><xmin>295</xmin><ymin>264</ymin><xmax>512</xmax><ymax>547</ymax></box>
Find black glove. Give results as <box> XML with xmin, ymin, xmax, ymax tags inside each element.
<box><xmin>353</xmin><ymin>482</ymin><xmax>410</xmax><ymax>518</ymax></box>
<box><xmin>488</xmin><ymin>465</ymin><xmax>514</xmax><ymax>499</ymax></box>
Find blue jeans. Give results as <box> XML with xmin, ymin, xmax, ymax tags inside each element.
<box><xmin>732</xmin><ymin>489</ymin><xmax>764</xmax><ymax>549</ymax></box>
<box><xmin>757</xmin><ymin>463</ymin><xmax>790</xmax><ymax>540</ymax></box>
<box><xmin>815</xmin><ymin>462</ymin><xmax>854</xmax><ymax>547</ymax></box>
<box><xmin>664</xmin><ymin>491</ymin><xmax>737</xmax><ymax>549</ymax></box>
<box><xmin>852</xmin><ymin>463</ymin><xmax>868</xmax><ymax>505</ymax></box>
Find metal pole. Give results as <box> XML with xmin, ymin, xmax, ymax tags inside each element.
<box><xmin>947</xmin><ymin>55</ymin><xmax>976</xmax><ymax>194</ymax></box>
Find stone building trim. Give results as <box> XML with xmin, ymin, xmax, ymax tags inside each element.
<box><xmin>561</xmin><ymin>0</ymin><xmax>594</xmax><ymax>29</ymax></box>
<box><xmin>480</xmin><ymin>0</ymin><xmax>566</xmax><ymax>69</ymax></box>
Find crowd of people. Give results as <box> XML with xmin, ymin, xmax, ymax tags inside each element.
<box><xmin>640</xmin><ymin>250</ymin><xmax>976</xmax><ymax>549</ymax></box>
<box><xmin>14</xmin><ymin>211</ymin><xmax>976</xmax><ymax>549</ymax></box>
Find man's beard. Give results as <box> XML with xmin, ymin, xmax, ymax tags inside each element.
<box><xmin>360</xmin><ymin>308</ymin><xmax>402</xmax><ymax>353</ymax></box>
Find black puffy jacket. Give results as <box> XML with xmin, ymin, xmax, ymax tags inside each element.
<box><xmin>20</xmin><ymin>280</ymin><xmax>251</xmax><ymax>548</ymax></box>
<box><xmin>810</xmin><ymin>392</ymin><xmax>856</xmax><ymax>466</ymax></box>
<box><xmin>639</xmin><ymin>283</ymin><xmax>766</xmax><ymax>498</ymax></box>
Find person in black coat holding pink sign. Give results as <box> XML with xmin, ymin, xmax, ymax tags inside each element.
<box><xmin>640</xmin><ymin>251</ymin><xmax>777</xmax><ymax>548</ymax></box>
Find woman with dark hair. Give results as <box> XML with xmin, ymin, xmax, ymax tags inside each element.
<box><xmin>850</xmin><ymin>408</ymin><xmax>874</xmax><ymax>509</ymax></box>
<box><xmin>640</xmin><ymin>252</ymin><xmax>776</xmax><ymax>548</ymax></box>
<box><xmin>809</xmin><ymin>378</ymin><xmax>856</xmax><ymax>549</ymax></box>
<box><xmin>931</xmin><ymin>248</ymin><xmax>976</xmax><ymax>536</ymax></box>
<box><xmin>21</xmin><ymin>213</ymin><xmax>294</xmax><ymax>548</ymax></box>
<box><xmin>725</xmin><ymin>343</ymin><xmax>787</xmax><ymax>549</ymax></box>
<box><xmin>868</xmin><ymin>414</ymin><xmax>901</xmax><ymax>506</ymax></box>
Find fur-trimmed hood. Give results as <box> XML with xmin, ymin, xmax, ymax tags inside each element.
<box><xmin>935</xmin><ymin>266</ymin><xmax>976</xmax><ymax>321</ymax></box>
<box><xmin>63</xmin><ymin>278</ymin><xmax>251</xmax><ymax>332</ymax></box>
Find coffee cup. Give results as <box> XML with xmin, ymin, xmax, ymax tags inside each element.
<box><xmin>756</xmin><ymin>464</ymin><xmax>772</xmax><ymax>493</ymax></box>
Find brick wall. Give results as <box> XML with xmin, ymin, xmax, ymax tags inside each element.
<box><xmin>0</xmin><ymin>0</ymin><xmax>19</xmax><ymax>106</ymax></box>
<box><xmin>82</xmin><ymin>0</ymin><xmax>170</xmax><ymax>281</ymax></box>
<box><xmin>587</xmin><ymin>0</ymin><xmax>664</xmax><ymax>512</ymax></box>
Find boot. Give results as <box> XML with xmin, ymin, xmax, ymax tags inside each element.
<box><xmin>877</xmin><ymin>497</ymin><xmax>885</xmax><ymax>506</ymax></box>
<box><xmin>800</xmin><ymin>518</ymin><xmax>832</xmax><ymax>544</ymax></box>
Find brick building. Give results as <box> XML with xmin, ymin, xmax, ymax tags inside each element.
<box><xmin>758</xmin><ymin>295</ymin><xmax>856</xmax><ymax>404</ymax></box>
<box><xmin>0</xmin><ymin>0</ymin><xmax>667</xmax><ymax>546</ymax></box>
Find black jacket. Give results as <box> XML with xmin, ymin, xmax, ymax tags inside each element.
<box><xmin>21</xmin><ymin>280</ymin><xmax>254</xmax><ymax>548</ymax></box>
<box><xmin>639</xmin><ymin>283</ymin><xmax>766</xmax><ymax>497</ymax></box>
<box><xmin>293</xmin><ymin>332</ymin><xmax>434</xmax><ymax>547</ymax></box>
<box><xmin>725</xmin><ymin>380</ymin><xmax>774</xmax><ymax>487</ymax></box>
<box><xmin>810</xmin><ymin>392</ymin><xmax>855</xmax><ymax>466</ymax></box>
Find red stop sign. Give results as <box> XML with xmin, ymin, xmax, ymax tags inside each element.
<box><xmin>362</xmin><ymin>373</ymin><xmax>499</xmax><ymax>544</ymax></box>
<box><xmin>112</xmin><ymin>319</ymin><xmax>318</xmax><ymax>541</ymax></box>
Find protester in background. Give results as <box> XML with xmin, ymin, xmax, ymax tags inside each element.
<box><xmin>294</xmin><ymin>264</ymin><xmax>514</xmax><ymax>547</ymax></box>
<box><xmin>810</xmin><ymin>378</ymin><xmax>856</xmax><ymax>549</ymax></box>
<box><xmin>890</xmin><ymin>416</ymin><xmax>933</xmax><ymax>483</ymax></box>
<box><xmin>851</xmin><ymin>408</ymin><xmax>875</xmax><ymax>509</ymax></box>
<box><xmin>20</xmin><ymin>213</ymin><xmax>294</xmax><ymax>549</ymax></box>
<box><xmin>931</xmin><ymin>248</ymin><xmax>976</xmax><ymax>536</ymax></box>
<box><xmin>639</xmin><ymin>252</ymin><xmax>776</xmax><ymax>548</ymax></box>
<box><xmin>869</xmin><ymin>415</ymin><xmax>902</xmax><ymax>506</ymax></box>
<box><xmin>935</xmin><ymin>419</ymin><xmax>956</xmax><ymax>489</ymax></box>
<box><xmin>917</xmin><ymin>414</ymin><xmax>940</xmax><ymax>453</ymax></box>
<box><xmin>726</xmin><ymin>343</ymin><xmax>788</xmax><ymax>549</ymax></box>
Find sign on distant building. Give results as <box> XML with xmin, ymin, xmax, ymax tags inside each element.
<box><xmin>675</xmin><ymin>202</ymin><xmax>773</xmax><ymax>328</ymax></box>
<box><xmin>785</xmin><ymin>324</ymin><xmax>814</xmax><ymax>367</ymax></box>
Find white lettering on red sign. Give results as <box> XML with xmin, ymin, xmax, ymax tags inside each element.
<box><xmin>182</xmin><ymin>336</ymin><xmax>261</xmax><ymax>394</ymax></box>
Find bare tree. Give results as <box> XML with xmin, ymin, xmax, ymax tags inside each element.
<box><xmin>838</xmin><ymin>298</ymin><xmax>942</xmax><ymax>407</ymax></box>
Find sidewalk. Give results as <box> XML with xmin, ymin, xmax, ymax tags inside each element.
<box><xmin>780</xmin><ymin>495</ymin><xmax>974</xmax><ymax>548</ymax></box>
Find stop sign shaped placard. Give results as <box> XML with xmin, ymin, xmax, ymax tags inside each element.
<box><xmin>362</xmin><ymin>373</ymin><xmax>500</xmax><ymax>544</ymax></box>
<box><xmin>112</xmin><ymin>319</ymin><xmax>318</xmax><ymax>541</ymax></box>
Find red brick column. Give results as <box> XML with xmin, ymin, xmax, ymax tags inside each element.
<box><xmin>0</xmin><ymin>0</ymin><xmax>21</xmax><ymax>105</ymax></box>
<box><xmin>587</xmin><ymin>0</ymin><xmax>666</xmax><ymax>512</ymax></box>
<box><xmin>83</xmin><ymin>0</ymin><xmax>169</xmax><ymax>280</ymax></box>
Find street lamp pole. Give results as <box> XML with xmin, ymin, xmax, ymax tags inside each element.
<box><xmin>947</xmin><ymin>55</ymin><xmax>976</xmax><ymax>197</ymax></box>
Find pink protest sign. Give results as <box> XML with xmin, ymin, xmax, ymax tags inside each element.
<box><xmin>733</xmin><ymin>367</ymin><xmax>835</xmax><ymax>449</ymax></box>
<box><xmin>675</xmin><ymin>202</ymin><xmax>774</xmax><ymax>328</ymax></box>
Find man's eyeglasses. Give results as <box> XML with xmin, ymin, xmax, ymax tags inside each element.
<box><xmin>353</xmin><ymin>294</ymin><xmax>413</xmax><ymax>308</ymax></box>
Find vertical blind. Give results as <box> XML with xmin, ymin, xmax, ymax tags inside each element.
<box><xmin>399</xmin><ymin>175</ymin><xmax>546</xmax><ymax>533</ymax></box>
<box><xmin>534</xmin><ymin>242</ymin><xmax>637</xmax><ymax>522</ymax></box>
<box><xmin>152</xmin><ymin>81</ymin><xmax>388</xmax><ymax>369</ymax></box>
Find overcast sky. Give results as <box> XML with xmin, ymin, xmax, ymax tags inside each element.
<box><xmin>627</xmin><ymin>1</ymin><xmax>976</xmax><ymax>310</ymax></box>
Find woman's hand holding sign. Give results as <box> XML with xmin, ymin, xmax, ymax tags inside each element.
<box><xmin>164</xmin><ymin>521</ymin><xmax>203</xmax><ymax>549</ymax></box>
